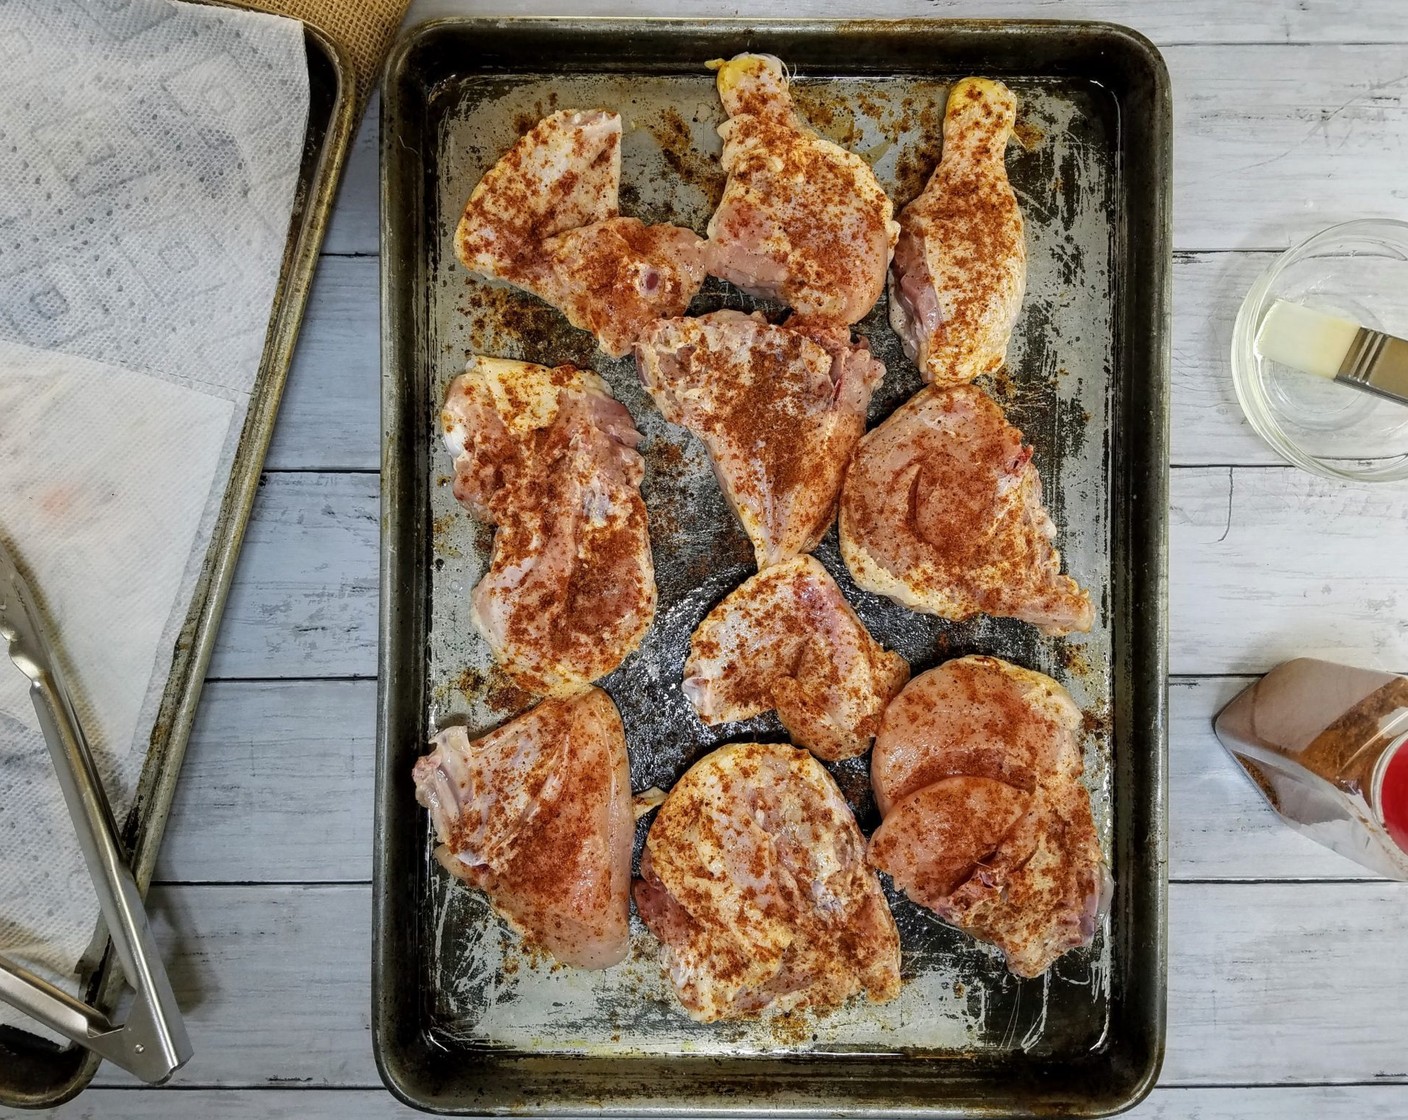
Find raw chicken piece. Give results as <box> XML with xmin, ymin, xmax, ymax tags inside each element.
<box><xmin>412</xmin><ymin>688</ymin><xmax>634</xmax><ymax>969</ymax></box>
<box><xmin>635</xmin><ymin>310</ymin><xmax>885</xmax><ymax>568</ymax></box>
<box><xmin>455</xmin><ymin>110</ymin><xmax>709</xmax><ymax>356</ymax></box>
<box><xmin>634</xmin><ymin>741</ymin><xmax>900</xmax><ymax>1021</ymax></box>
<box><xmin>838</xmin><ymin>384</ymin><xmax>1092</xmax><ymax>635</ymax></box>
<box><xmin>866</xmin><ymin>656</ymin><xmax>1109</xmax><ymax>978</ymax></box>
<box><xmin>889</xmin><ymin>78</ymin><xmax>1027</xmax><ymax>386</ymax></box>
<box><xmin>441</xmin><ymin>356</ymin><xmax>656</xmax><ymax>696</ymax></box>
<box><xmin>871</xmin><ymin>653</ymin><xmax>1080</xmax><ymax>815</ymax></box>
<box><xmin>535</xmin><ymin>218</ymin><xmax>709</xmax><ymax>358</ymax></box>
<box><xmin>682</xmin><ymin>556</ymin><xmax>909</xmax><ymax>761</ymax></box>
<box><xmin>454</xmin><ymin>109</ymin><xmax>621</xmax><ymax>284</ymax></box>
<box><xmin>705</xmin><ymin>54</ymin><xmax>899</xmax><ymax>327</ymax></box>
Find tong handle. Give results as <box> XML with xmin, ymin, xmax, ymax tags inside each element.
<box><xmin>0</xmin><ymin>554</ymin><xmax>192</xmax><ymax>1083</ymax></box>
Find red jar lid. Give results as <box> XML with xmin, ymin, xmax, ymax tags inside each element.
<box><xmin>1382</xmin><ymin>737</ymin><xmax>1408</xmax><ymax>855</ymax></box>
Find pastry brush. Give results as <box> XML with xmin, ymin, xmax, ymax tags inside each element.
<box><xmin>1255</xmin><ymin>299</ymin><xmax>1408</xmax><ymax>405</ymax></box>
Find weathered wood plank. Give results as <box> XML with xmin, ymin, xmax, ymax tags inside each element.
<box><xmin>1165</xmin><ymin>882</ymin><xmax>1408</xmax><ymax>1084</ymax></box>
<box><xmin>92</xmin><ymin>887</ymin><xmax>377</xmax><ymax>1089</ymax></box>
<box><xmin>1170</xmin><ymin>466</ymin><xmax>1408</xmax><ymax>675</ymax></box>
<box><xmin>1167</xmin><ymin>676</ymin><xmax>1375</xmax><ymax>881</ymax></box>
<box><xmin>1170</xmin><ymin>251</ymin><xmax>1280</xmax><ymax>467</ymax></box>
<box><xmin>268</xmin><ymin>256</ymin><xmax>380</xmax><ymax>473</ymax></box>
<box><xmin>19</xmin><ymin>1084</ymin><xmax>1408</xmax><ymax>1120</ymax></box>
<box><xmin>154</xmin><ymin>681</ymin><xmax>375</xmax><ymax>884</ymax></box>
<box><xmin>205</xmin><ymin>474</ymin><xmax>378</xmax><ymax>681</ymax></box>
<box><xmin>317</xmin><ymin>44</ymin><xmax>1408</xmax><ymax>257</ymax></box>
<box><xmin>59</xmin><ymin>882</ymin><xmax>1402</xmax><ymax>1088</ymax></box>
<box><xmin>319</xmin><ymin>97</ymin><xmax>378</xmax><ymax>259</ymax></box>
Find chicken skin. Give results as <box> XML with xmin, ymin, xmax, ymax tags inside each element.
<box><xmin>634</xmin><ymin>741</ymin><xmax>901</xmax><ymax>1021</ymax></box>
<box><xmin>705</xmin><ymin>54</ymin><xmax>899</xmax><ymax>328</ymax></box>
<box><xmin>838</xmin><ymin>384</ymin><xmax>1092</xmax><ymax>635</ymax></box>
<box><xmin>455</xmin><ymin>109</ymin><xmax>707</xmax><ymax>357</ymax></box>
<box><xmin>635</xmin><ymin>310</ymin><xmax>885</xmax><ymax>568</ymax></box>
<box><xmin>889</xmin><ymin>78</ymin><xmax>1027</xmax><ymax>385</ymax></box>
<box><xmin>454</xmin><ymin>109</ymin><xmax>621</xmax><ymax>283</ymax></box>
<box><xmin>682</xmin><ymin>556</ymin><xmax>909</xmax><ymax>761</ymax></box>
<box><xmin>441</xmin><ymin>356</ymin><xmax>656</xmax><ymax>696</ymax></box>
<box><xmin>867</xmin><ymin>657</ymin><xmax>1109</xmax><ymax>978</ymax></box>
<box><xmin>412</xmin><ymin>688</ymin><xmax>634</xmax><ymax>969</ymax></box>
<box><xmin>536</xmin><ymin>218</ymin><xmax>709</xmax><ymax>357</ymax></box>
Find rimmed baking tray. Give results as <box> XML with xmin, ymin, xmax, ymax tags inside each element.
<box><xmin>0</xmin><ymin>18</ymin><xmax>356</xmax><ymax>1111</ymax></box>
<box><xmin>377</xmin><ymin>17</ymin><xmax>1169</xmax><ymax>1117</ymax></box>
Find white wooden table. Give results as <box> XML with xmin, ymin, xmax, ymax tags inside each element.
<box><xmin>9</xmin><ymin>1</ymin><xmax>1408</xmax><ymax>1116</ymax></box>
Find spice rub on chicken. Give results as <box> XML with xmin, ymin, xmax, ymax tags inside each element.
<box><xmin>889</xmin><ymin>78</ymin><xmax>1027</xmax><ymax>386</ymax></box>
<box><xmin>635</xmin><ymin>310</ymin><xmax>885</xmax><ymax>568</ymax></box>
<box><xmin>839</xmin><ymin>384</ymin><xmax>1092</xmax><ymax>635</ymax></box>
<box><xmin>440</xmin><ymin>356</ymin><xmax>656</xmax><ymax>696</ymax></box>
<box><xmin>413</xmin><ymin>689</ymin><xmax>635</xmax><ymax>969</ymax></box>
<box><xmin>454</xmin><ymin>109</ymin><xmax>708</xmax><ymax>357</ymax></box>
<box><xmin>704</xmin><ymin>54</ymin><xmax>899</xmax><ymax>328</ymax></box>
<box><xmin>682</xmin><ymin>556</ymin><xmax>909</xmax><ymax>761</ymax></box>
<box><xmin>867</xmin><ymin>656</ymin><xmax>1110</xmax><ymax>978</ymax></box>
<box><xmin>634</xmin><ymin>741</ymin><xmax>901</xmax><ymax>1021</ymax></box>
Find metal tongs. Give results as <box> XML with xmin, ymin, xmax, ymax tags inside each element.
<box><xmin>0</xmin><ymin>540</ymin><xmax>192</xmax><ymax>1083</ymax></box>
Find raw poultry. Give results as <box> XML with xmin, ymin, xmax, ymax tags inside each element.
<box><xmin>455</xmin><ymin>109</ymin><xmax>707</xmax><ymax>357</ymax></box>
<box><xmin>635</xmin><ymin>309</ymin><xmax>884</xmax><ymax>568</ymax></box>
<box><xmin>440</xmin><ymin>356</ymin><xmax>655</xmax><ymax>695</ymax></box>
<box><xmin>867</xmin><ymin>656</ymin><xmax>1109</xmax><ymax>977</ymax></box>
<box><xmin>682</xmin><ymin>555</ymin><xmax>908</xmax><ymax>761</ymax></box>
<box><xmin>889</xmin><ymin>78</ymin><xmax>1027</xmax><ymax>385</ymax></box>
<box><xmin>634</xmin><ymin>741</ymin><xmax>901</xmax><ymax>1020</ymax></box>
<box><xmin>839</xmin><ymin>384</ymin><xmax>1092</xmax><ymax>635</ymax></box>
<box><xmin>412</xmin><ymin>689</ymin><xmax>634</xmax><ymax>969</ymax></box>
<box><xmin>705</xmin><ymin>53</ymin><xmax>899</xmax><ymax>328</ymax></box>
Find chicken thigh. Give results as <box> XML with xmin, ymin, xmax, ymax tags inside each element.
<box><xmin>889</xmin><ymin>78</ymin><xmax>1027</xmax><ymax>386</ymax></box>
<box><xmin>682</xmin><ymin>556</ymin><xmax>908</xmax><ymax>761</ymax></box>
<box><xmin>705</xmin><ymin>54</ymin><xmax>899</xmax><ymax>327</ymax></box>
<box><xmin>867</xmin><ymin>656</ymin><xmax>1109</xmax><ymax>978</ymax></box>
<box><xmin>441</xmin><ymin>356</ymin><xmax>656</xmax><ymax>695</ymax></box>
<box><xmin>412</xmin><ymin>688</ymin><xmax>634</xmax><ymax>969</ymax></box>
<box><xmin>455</xmin><ymin>110</ymin><xmax>708</xmax><ymax>357</ymax></box>
<box><xmin>634</xmin><ymin>741</ymin><xmax>901</xmax><ymax>1021</ymax></box>
<box><xmin>839</xmin><ymin>384</ymin><xmax>1092</xmax><ymax>635</ymax></box>
<box><xmin>635</xmin><ymin>310</ymin><xmax>884</xmax><ymax>568</ymax></box>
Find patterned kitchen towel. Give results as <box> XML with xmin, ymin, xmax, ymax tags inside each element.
<box><xmin>0</xmin><ymin>0</ymin><xmax>309</xmax><ymax>1038</ymax></box>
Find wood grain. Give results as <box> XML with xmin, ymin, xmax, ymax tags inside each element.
<box><xmin>153</xmin><ymin>681</ymin><xmax>375</xmax><ymax>884</ymax></box>
<box><xmin>204</xmin><ymin>473</ymin><xmax>379</xmax><ymax>681</ymax></box>
<box><xmin>267</xmin><ymin>257</ymin><xmax>380</xmax><ymax>473</ymax></box>
<box><xmin>91</xmin><ymin>887</ymin><xmax>377</xmax><ymax>1089</ymax></box>
<box><xmin>1171</xmin><ymin>467</ymin><xmax>1408</xmax><ymax>675</ymax></box>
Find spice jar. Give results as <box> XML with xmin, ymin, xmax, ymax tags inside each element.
<box><xmin>1213</xmin><ymin>658</ymin><xmax>1408</xmax><ymax>879</ymax></box>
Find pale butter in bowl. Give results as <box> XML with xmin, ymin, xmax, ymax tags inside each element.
<box><xmin>1232</xmin><ymin>218</ymin><xmax>1408</xmax><ymax>482</ymax></box>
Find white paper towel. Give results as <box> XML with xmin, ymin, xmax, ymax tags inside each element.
<box><xmin>0</xmin><ymin>0</ymin><xmax>309</xmax><ymax>1037</ymax></box>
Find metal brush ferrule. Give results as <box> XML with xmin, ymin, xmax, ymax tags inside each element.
<box><xmin>1335</xmin><ymin>326</ymin><xmax>1408</xmax><ymax>405</ymax></box>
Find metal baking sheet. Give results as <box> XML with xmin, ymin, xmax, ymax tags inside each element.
<box><xmin>377</xmin><ymin>17</ymin><xmax>1169</xmax><ymax>1116</ymax></box>
<box><xmin>0</xmin><ymin>19</ymin><xmax>357</xmax><ymax>1111</ymax></box>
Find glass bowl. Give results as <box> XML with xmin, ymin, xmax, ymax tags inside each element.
<box><xmin>1232</xmin><ymin>219</ymin><xmax>1408</xmax><ymax>482</ymax></box>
